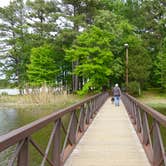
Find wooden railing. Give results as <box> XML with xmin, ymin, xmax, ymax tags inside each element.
<box><xmin>0</xmin><ymin>92</ymin><xmax>109</xmax><ymax>166</ymax></box>
<box><xmin>122</xmin><ymin>94</ymin><xmax>166</xmax><ymax>166</ymax></box>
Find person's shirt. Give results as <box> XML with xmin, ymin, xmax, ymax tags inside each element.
<box><xmin>113</xmin><ymin>87</ymin><xmax>121</xmax><ymax>96</ymax></box>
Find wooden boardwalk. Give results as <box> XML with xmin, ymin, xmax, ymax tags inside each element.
<box><xmin>65</xmin><ymin>98</ymin><xmax>150</xmax><ymax>166</ymax></box>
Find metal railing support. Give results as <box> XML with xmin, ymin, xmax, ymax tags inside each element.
<box><xmin>153</xmin><ymin>121</ymin><xmax>166</xmax><ymax>166</ymax></box>
<box><xmin>122</xmin><ymin>94</ymin><xmax>166</xmax><ymax>166</ymax></box>
<box><xmin>69</xmin><ymin>111</ymin><xmax>77</xmax><ymax>145</ymax></box>
<box><xmin>0</xmin><ymin>92</ymin><xmax>109</xmax><ymax>166</ymax></box>
<box><xmin>17</xmin><ymin>138</ymin><xmax>29</xmax><ymax>166</ymax></box>
<box><xmin>52</xmin><ymin>119</ymin><xmax>61</xmax><ymax>166</ymax></box>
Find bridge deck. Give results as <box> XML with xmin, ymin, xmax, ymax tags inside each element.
<box><xmin>65</xmin><ymin>98</ymin><xmax>150</xmax><ymax>166</ymax></box>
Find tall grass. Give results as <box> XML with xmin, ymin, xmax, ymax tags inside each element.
<box><xmin>0</xmin><ymin>89</ymin><xmax>82</xmax><ymax>110</ymax></box>
<box><xmin>0</xmin><ymin>92</ymin><xmax>83</xmax><ymax>166</ymax></box>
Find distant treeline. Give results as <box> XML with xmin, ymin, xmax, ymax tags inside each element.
<box><xmin>0</xmin><ymin>0</ymin><xmax>165</xmax><ymax>94</ymax></box>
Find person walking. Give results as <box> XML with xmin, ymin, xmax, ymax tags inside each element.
<box><xmin>112</xmin><ymin>84</ymin><xmax>121</xmax><ymax>106</ymax></box>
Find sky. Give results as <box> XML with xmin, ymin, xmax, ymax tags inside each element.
<box><xmin>0</xmin><ymin>0</ymin><xmax>61</xmax><ymax>7</ymax></box>
<box><xmin>0</xmin><ymin>0</ymin><xmax>10</xmax><ymax>7</ymax></box>
<box><xmin>0</xmin><ymin>0</ymin><xmax>54</xmax><ymax>7</ymax></box>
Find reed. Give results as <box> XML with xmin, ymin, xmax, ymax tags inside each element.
<box><xmin>0</xmin><ymin>90</ymin><xmax>82</xmax><ymax>109</ymax></box>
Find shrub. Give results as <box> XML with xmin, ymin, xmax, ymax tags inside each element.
<box><xmin>1</xmin><ymin>92</ymin><xmax>8</xmax><ymax>96</ymax></box>
<box><xmin>128</xmin><ymin>81</ymin><xmax>141</xmax><ymax>96</ymax></box>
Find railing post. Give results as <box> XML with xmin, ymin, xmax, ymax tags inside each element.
<box><xmin>132</xmin><ymin>103</ymin><xmax>137</xmax><ymax>124</ymax></box>
<box><xmin>128</xmin><ymin>98</ymin><xmax>132</xmax><ymax>115</ymax></box>
<box><xmin>17</xmin><ymin>138</ymin><xmax>29</xmax><ymax>166</ymax></box>
<box><xmin>86</xmin><ymin>102</ymin><xmax>91</xmax><ymax>124</ymax></box>
<box><xmin>69</xmin><ymin>111</ymin><xmax>77</xmax><ymax>144</ymax></box>
<box><xmin>153</xmin><ymin>121</ymin><xmax>166</xmax><ymax>166</ymax></box>
<box><xmin>142</xmin><ymin>112</ymin><xmax>151</xmax><ymax>145</ymax></box>
<box><xmin>0</xmin><ymin>93</ymin><xmax>109</xmax><ymax>166</ymax></box>
<box><xmin>77</xmin><ymin>105</ymin><xmax>85</xmax><ymax>132</ymax></box>
<box><xmin>90</xmin><ymin>100</ymin><xmax>94</xmax><ymax>119</ymax></box>
<box><xmin>122</xmin><ymin>94</ymin><xmax>166</xmax><ymax>166</ymax></box>
<box><xmin>135</xmin><ymin>106</ymin><xmax>142</xmax><ymax>133</ymax></box>
<box><xmin>52</xmin><ymin>119</ymin><xmax>61</xmax><ymax>166</ymax></box>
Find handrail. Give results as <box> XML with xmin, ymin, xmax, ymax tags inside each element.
<box><xmin>0</xmin><ymin>92</ymin><xmax>109</xmax><ymax>166</ymax></box>
<box><xmin>122</xmin><ymin>93</ymin><xmax>166</xmax><ymax>166</ymax></box>
<box><xmin>125</xmin><ymin>94</ymin><xmax>166</xmax><ymax>127</ymax></box>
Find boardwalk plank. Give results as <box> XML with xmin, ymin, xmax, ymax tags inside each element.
<box><xmin>65</xmin><ymin>98</ymin><xmax>150</xmax><ymax>166</ymax></box>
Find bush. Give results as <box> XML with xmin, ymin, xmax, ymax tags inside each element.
<box><xmin>128</xmin><ymin>81</ymin><xmax>141</xmax><ymax>96</ymax></box>
<box><xmin>1</xmin><ymin>92</ymin><xmax>8</xmax><ymax>96</ymax></box>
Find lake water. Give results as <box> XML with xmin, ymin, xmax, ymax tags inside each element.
<box><xmin>0</xmin><ymin>89</ymin><xmax>20</xmax><ymax>95</ymax></box>
<box><xmin>0</xmin><ymin>107</ymin><xmax>55</xmax><ymax>166</ymax></box>
<box><xmin>1</xmin><ymin>101</ymin><xmax>165</xmax><ymax>165</ymax></box>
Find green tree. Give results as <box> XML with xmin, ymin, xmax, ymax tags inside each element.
<box><xmin>128</xmin><ymin>43</ymin><xmax>152</xmax><ymax>89</ymax></box>
<box><xmin>118</xmin><ymin>0</ymin><xmax>166</xmax><ymax>87</ymax></box>
<box><xmin>66</xmin><ymin>26</ymin><xmax>114</xmax><ymax>94</ymax></box>
<box><xmin>61</xmin><ymin>0</ymin><xmax>99</xmax><ymax>91</ymax></box>
<box><xmin>154</xmin><ymin>38</ymin><xmax>166</xmax><ymax>89</ymax></box>
<box><xmin>0</xmin><ymin>0</ymin><xmax>30</xmax><ymax>90</ymax></box>
<box><xmin>99</xmin><ymin>0</ymin><xmax>124</xmax><ymax>12</ymax></box>
<box><xmin>62</xmin><ymin>0</ymin><xmax>98</xmax><ymax>29</ymax></box>
<box><xmin>53</xmin><ymin>29</ymin><xmax>77</xmax><ymax>90</ymax></box>
<box><xmin>26</xmin><ymin>0</ymin><xmax>59</xmax><ymax>46</ymax></box>
<box><xmin>94</xmin><ymin>10</ymin><xmax>150</xmax><ymax>87</ymax></box>
<box><xmin>27</xmin><ymin>44</ymin><xmax>60</xmax><ymax>86</ymax></box>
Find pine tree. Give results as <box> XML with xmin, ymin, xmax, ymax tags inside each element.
<box><xmin>154</xmin><ymin>38</ymin><xmax>166</xmax><ymax>89</ymax></box>
<box><xmin>26</xmin><ymin>0</ymin><xmax>59</xmax><ymax>46</ymax></box>
<box><xmin>0</xmin><ymin>0</ymin><xmax>29</xmax><ymax>91</ymax></box>
<box><xmin>61</xmin><ymin>0</ymin><xmax>99</xmax><ymax>92</ymax></box>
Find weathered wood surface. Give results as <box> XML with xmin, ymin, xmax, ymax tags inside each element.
<box><xmin>65</xmin><ymin>98</ymin><xmax>150</xmax><ymax>166</ymax></box>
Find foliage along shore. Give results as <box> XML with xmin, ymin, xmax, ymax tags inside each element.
<box><xmin>0</xmin><ymin>0</ymin><xmax>165</xmax><ymax>95</ymax></box>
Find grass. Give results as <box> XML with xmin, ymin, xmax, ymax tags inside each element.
<box><xmin>137</xmin><ymin>88</ymin><xmax>166</xmax><ymax>150</ymax></box>
<box><xmin>138</xmin><ymin>88</ymin><xmax>166</xmax><ymax>105</ymax></box>
<box><xmin>0</xmin><ymin>92</ymin><xmax>83</xmax><ymax>110</ymax></box>
<box><xmin>0</xmin><ymin>91</ymin><xmax>85</xmax><ymax>166</ymax></box>
<box><xmin>147</xmin><ymin>103</ymin><xmax>166</xmax><ymax>111</ymax></box>
<box><xmin>140</xmin><ymin>87</ymin><xmax>166</xmax><ymax>97</ymax></box>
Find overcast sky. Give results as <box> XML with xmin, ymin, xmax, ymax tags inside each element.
<box><xmin>0</xmin><ymin>0</ymin><xmax>10</xmax><ymax>7</ymax></box>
